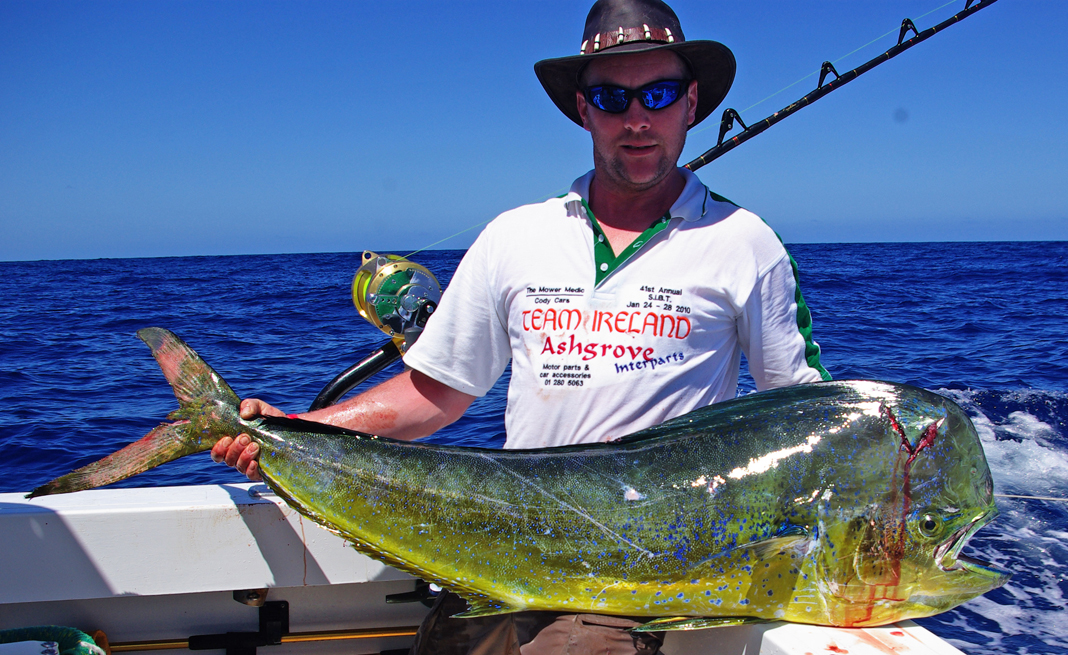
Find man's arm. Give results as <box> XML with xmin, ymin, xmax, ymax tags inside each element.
<box><xmin>211</xmin><ymin>369</ymin><xmax>476</xmax><ymax>480</ymax></box>
<box><xmin>738</xmin><ymin>254</ymin><xmax>830</xmax><ymax>390</ymax></box>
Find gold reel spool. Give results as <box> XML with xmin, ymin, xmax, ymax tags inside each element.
<box><xmin>352</xmin><ymin>251</ymin><xmax>441</xmax><ymax>351</ymax></box>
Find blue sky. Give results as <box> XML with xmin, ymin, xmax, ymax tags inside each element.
<box><xmin>1</xmin><ymin>0</ymin><xmax>1065</xmax><ymax>261</ymax></box>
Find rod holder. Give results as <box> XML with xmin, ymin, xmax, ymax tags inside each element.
<box><xmin>188</xmin><ymin>601</ymin><xmax>289</xmax><ymax>655</ymax></box>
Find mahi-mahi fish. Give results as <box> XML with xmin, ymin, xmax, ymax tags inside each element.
<box><xmin>29</xmin><ymin>328</ymin><xmax>1008</xmax><ymax>630</ymax></box>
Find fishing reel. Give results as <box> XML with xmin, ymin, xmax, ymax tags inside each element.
<box><xmin>351</xmin><ymin>250</ymin><xmax>441</xmax><ymax>350</ymax></box>
<box><xmin>309</xmin><ymin>251</ymin><xmax>442</xmax><ymax>411</ymax></box>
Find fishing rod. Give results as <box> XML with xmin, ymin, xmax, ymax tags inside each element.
<box><xmin>310</xmin><ymin>0</ymin><xmax>1002</xmax><ymax>409</ymax></box>
<box><xmin>685</xmin><ymin>0</ymin><xmax>999</xmax><ymax>171</ymax></box>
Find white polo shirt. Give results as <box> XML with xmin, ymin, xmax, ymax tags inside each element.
<box><xmin>404</xmin><ymin>169</ymin><xmax>828</xmax><ymax>449</ymax></box>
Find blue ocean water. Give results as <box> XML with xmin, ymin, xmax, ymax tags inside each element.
<box><xmin>1</xmin><ymin>242</ymin><xmax>1066</xmax><ymax>653</ymax></box>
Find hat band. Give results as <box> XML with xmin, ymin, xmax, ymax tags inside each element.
<box><xmin>579</xmin><ymin>24</ymin><xmax>677</xmax><ymax>54</ymax></box>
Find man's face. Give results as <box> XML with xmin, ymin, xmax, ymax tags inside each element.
<box><xmin>576</xmin><ymin>50</ymin><xmax>697</xmax><ymax>194</ymax></box>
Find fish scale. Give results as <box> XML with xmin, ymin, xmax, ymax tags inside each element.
<box><xmin>27</xmin><ymin>328</ymin><xmax>1009</xmax><ymax>631</ymax></box>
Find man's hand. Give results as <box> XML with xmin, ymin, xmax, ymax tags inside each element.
<box><xmin>210</xmin><ymin>399</ymin><xmax>285</xmax><ymax>482</ymax></box>
<box><xmin>210</xmin><ymin>370</ymin><xmax>474</xmax><ymax>481</ymax></box>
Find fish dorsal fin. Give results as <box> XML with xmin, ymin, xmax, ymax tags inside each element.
<box><xmin>631</xmin><ymin>616</ymin><xmax>769</xmax><ymax>632</ymax></box>
<box><xmin>451</xmin><ymin>596</ymin><xmax>524</xmax><ymax>618</ymax></box>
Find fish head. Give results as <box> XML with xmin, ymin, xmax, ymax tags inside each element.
<box><xmin>813</xmin><ymin>386</ymin><xmax>1010</xmax><ymax>626</ymax></box>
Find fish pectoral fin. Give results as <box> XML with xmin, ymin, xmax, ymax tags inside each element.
<box><xmin>631</xmin><ymin>616</ymin><xmax>768</xmax><ymax>632</ymax></box>
<box><xmin>747</xmin><ymin>534</ymin><xmax>809</xmax><ymax>560</ymax></box>
<box><xmin>451</xmin><ymin>597</ymin><xmax>524</xmax><ymax>619</ymax></box>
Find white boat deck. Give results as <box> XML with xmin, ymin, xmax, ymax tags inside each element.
<box><xmin>0</xmin><ymin>484</ymin><xmax>965</xmax><ymax>655</ymax></box>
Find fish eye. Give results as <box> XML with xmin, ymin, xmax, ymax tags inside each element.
<box><xmin>917</xmin><ymin>513</ymin><xmax>942</xmax><ymax>538</ymax></box>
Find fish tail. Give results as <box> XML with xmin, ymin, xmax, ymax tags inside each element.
<box><xmin>27</xmin><ymin>422</ymin><xmax>195</xmax><ymax>498</ymax></box>
<box><xmin>26</xmin><ymin>328</ymin><xmax>242</xmax><ymax>499</ymax></box>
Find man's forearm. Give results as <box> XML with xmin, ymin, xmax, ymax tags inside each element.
<box><xmin>298</xmin><ymin>368</ymin><xmax>476</xmax><ymax>441</ymax></box>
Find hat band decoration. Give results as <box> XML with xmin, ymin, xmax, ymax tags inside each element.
<box><xmin>580</xmin><ymin>25</ymin><xmax>675</xmax><ymax>54</ymax></box>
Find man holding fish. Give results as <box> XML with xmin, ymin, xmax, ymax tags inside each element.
<box><xmin>215</xmin><ymin>0</ymin><xmax>830</xmax><ymax>652</ymax></box>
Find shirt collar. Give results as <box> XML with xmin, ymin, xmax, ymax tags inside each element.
<box><xmin>564</xmin><ymin>168</ymin><xmax>710</xmax><ymax>223</ymax></box>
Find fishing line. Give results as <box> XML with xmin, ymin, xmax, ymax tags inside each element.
<box><xmin>402</xmin><ymin>0</ymin><xmax>993</xmax><ymax>255</ymax></box>
<box><xmin>405</xmin><ymin>219</ymin><xmax>493</xmax><ymax>258</ymax></box>
<box><xmin>994</xmin><ymin>493</ymin><xmax>1068</xmax><ymax>503</ymax></box>
<box><xmin>406</xmin><ymin>189</ymin><xmax>567</xmax><ymax>258</ymax></box>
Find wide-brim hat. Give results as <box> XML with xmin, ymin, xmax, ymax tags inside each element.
<box><xmin>534</xmin><ymin>0</ymin><xmax>735</xmax><ymax>129</ymax></box>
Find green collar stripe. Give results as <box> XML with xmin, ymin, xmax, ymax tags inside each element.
<box><xmin>708</xmin><ymin>190</ymin><xmax>738</xmax><ymax>207</ymax></box>
<box><xmin>583</xmin><ymin>199</ymin><xmax>671</xmax><ymax>286</ymax></box>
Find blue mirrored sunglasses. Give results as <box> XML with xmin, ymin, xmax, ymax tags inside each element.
<box><xmin>583</xmin><ymin>79</ymin><xmax>690</xmax><ymax>114</ymax></box>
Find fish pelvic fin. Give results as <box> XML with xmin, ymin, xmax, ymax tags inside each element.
<box><xmin>26</xmin><ymin>328</ymin><xmax>242</xmax><ymax>498</ymax></box>
<box><xmin>451</xmin><ymin>597</ymin><xmax>525</xmax><ymax>619</ymax></box>
<box><xmin>631</xmin><ymin>616</ymin><xmax>769</xmax><ymax>632</ymax></box>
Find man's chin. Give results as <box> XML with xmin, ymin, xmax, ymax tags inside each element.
<box><xmin>610</xmin><ymin>161</ymin><xmax>676</xmax><ymax>192</ymax></box>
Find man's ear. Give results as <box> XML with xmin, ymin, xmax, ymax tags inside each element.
<box><xmin>687</xmin><ymin>80</ymin><xmax>698</xmax><ymax>127</ymax></box>
<box><xmin>576</xmin><ymin>91</ymin><xmax>592</xmax><ymax>132</ymax></box>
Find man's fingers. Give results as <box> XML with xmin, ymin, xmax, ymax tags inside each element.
<box><xmin>239</xmin><ymin>399</ymin><xmax>262</xmax><ymax>419</ymax></box>
<box><xmin>223</xmin><ymin>434</ymin><xmax>252</xmax><ymax>467</ymax></box>
<box><xmin>237</xmin><ymin>443</ymin><xmax>262</xmax><ymax>481</ymax></box>
<box><xmin>217</xmin><ymin>398</ymin><xmax>272</xmax><ymax>481</ymax></box>
<box><xmin>211</xmin><ymin>436</ymin><xmax>234</xmax><ymax>463</ymax></box>
<box><xmin>211</xmin><ymin>432</ymin><xmax>262</xmax><ymax>481</ymax></box>
<box><xmin>245</xmin><ymin>459</ymin><xmax>262</xmax><ymax>482</ymax></box>
<box><xmin>240</xmin><ymin>398</ymin><xmax>285</xmax><ymax>419</ymax></box>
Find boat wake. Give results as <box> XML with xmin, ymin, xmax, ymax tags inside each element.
<box><xmin>916</xmin><ymin>388</ymin><xmax>1068</xmax><ymax>654</ymax></box>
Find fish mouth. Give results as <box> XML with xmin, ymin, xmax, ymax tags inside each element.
<box><xmin>933</xmin><ymin>509</ymin><xmax>1010</xmax><ymax>585</ymax></box>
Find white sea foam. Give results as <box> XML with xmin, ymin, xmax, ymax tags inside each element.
<box><xmin>928</xmin><ymin>389</ymin><xmax>1068</xmax><ymax>654</ymax></box>
<box><xmin>944</xmin><ymin>515</ymin><xmax>1068</xmax><ymax>653</ymax></box>
<box><xmin>941</xmin><ymin>390</ymin><xmax>1068</xmax><ymax>498</ymax></box>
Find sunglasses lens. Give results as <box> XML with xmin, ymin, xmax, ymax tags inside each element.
<box><xmin>585</xmin><ymin>80</ymin><xmax>687</xmax><ymax>113</ymax></box>
<box><xmin>640</xmin><ymin>81</ymin><xmax>683</xmax><ymax>109</ymax></box>
<box><xmin>587</xmin><ymin>85</ymin><xmax>630</xmax><ymax>113</ymax></box>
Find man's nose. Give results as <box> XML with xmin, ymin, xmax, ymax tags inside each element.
<box><xmin>622</xmin><ymin>98</ymin><xmax>651</xmax><ymax>131</ymax></box>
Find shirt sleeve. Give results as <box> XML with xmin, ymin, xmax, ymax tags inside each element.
<box><xmin>401</xmin><ymin>226</ymin><xmax>513</xmax><ymax>397</ymax></box>
<box><xmin>737</xmin><ymin>253</ymin><xmax>830</xmax><ymax>390</ymax></box>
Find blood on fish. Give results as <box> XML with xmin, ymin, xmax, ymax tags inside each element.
<box><xmin>882</xmin><ymin>406</ymin><xmax>940</xmax><ymax>472</ymax></box>
<box><xmin>874</xmin><ymin>406</ymin><xmax>942</xmax><ymax>587</ymax></box>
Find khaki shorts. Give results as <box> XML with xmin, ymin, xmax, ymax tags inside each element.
<box><xmin>409</xmin><ymin>591</ymin><xmax>664</xmax><ymax>655</ymax></box>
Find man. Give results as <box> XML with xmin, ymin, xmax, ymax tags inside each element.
<box><xmin>215</xmin><ymin>0</ymin><xmax>829</xmax><ymax>652</ymax></box>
